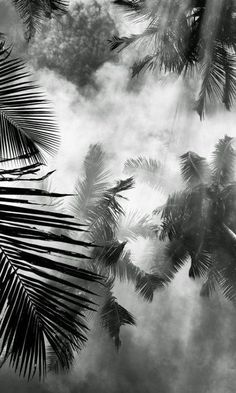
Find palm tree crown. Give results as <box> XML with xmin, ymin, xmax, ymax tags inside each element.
<box><xmin>110</xmin><ymin>0</ymin><xmax>236</xmax><ymax>118</ymax></box>
<box><xmin>69</xmin><ymin>144</ymin><xmax>162</xmax><ymax>351</ymax></box>
<box><xmin>156</xmin><ymin>135</ymin><xmax>236</xmax><ymax>302</ymax></box>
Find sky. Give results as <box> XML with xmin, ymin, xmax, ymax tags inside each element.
<box><xmin>1</xmin><ymin>1</ymin><xmax>236</xmax><ymax>392</ymax></box>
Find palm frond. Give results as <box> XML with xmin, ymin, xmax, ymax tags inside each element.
<box><xmin>222</xmin><ymin>48</ymin><xmax>236</xmax><ymax>110</ymax></box>
<box><xmin>211</xmin><ymin>135</ymin><xmax>236</xmax><ymax>185</ymax></box>
<box><xmin>208</xmin><ymin>247</ymin><xmax>236</xmax><ymax>302</ymax></box>
<box><xmin>71</xmin><ymin>144</ymin><xmax>111</xmax><ymax>222</ymax></box>
<box><xmin>108</xmin><ymin>34</ymin><xmax>138</xmax><ymax>52</ymax></box>
<box><xmin>135</xmin><ymin>267</ymin><xmax>165</xmax><ymax>302</ymax></box>
<box><xmin>100</xmin><ymin>292</ymin><xmax>136</xmax><ymax>350</ymax></box>
<box><xmin>47</xmin><ymin>343</ymin><xmax>74</xmax><ymax>374</ymax></box>
<box><xmin>200</xmin><ymin>269</ymin><xmax>219</xmax><ymax>298</ymax></box>
<box><xmin>92</xmin><ymin>239</ymin><xmax>127</xmax><ymax>273</ymax></box>
<box><xmin>13</xmin><ymin>0</ymin><xmax>68</xmax><ymax>40</ymax></box>
<box><xmin>124</xmin><ymin>156</ymin><xmax>162</xmax><ymax>188</ymax></box>
<box><xmin>0</xmin><ymin>57</ymin><xmax>60</xmax><ymax>164</ymax></box>
<box><xmin>86</xmin><ymin>177</ymin><xmax>134</xmax><ymax>235</ymax></box>
<box><xmin>0</xmin><ymin>165</ymin><xmax>101</xmax><ymax>379</ymax></box>
<box><xmin>119</xmin><ymin>210</ymin><xmax>158</xmax><ymax>241</ymax></box>
<box><xmin>162</xmin><ymin>239</ymin><xmax>189</xmax><ymax>282</ymax></box>
<box><xmin>196</xmin><ymin>43</ymin><xmax>236</xmax><ymax>118</ymax></box>
<box><xmin>180</xmin><ymin>151</ymin><xmax>210</xmax><ymax>187</ymax></box>
<box><xmin>109</xmin><ymin>250</ymin><xmax>140</xmax><ymax>283</ymax></box>
<box><xmin>113</xmin><ymin>0</ymin><xmax>144</xmax><ymax>16</ymax></box>
<box><xmin>188</xmin><ymin>249</ymin><xmax>212</xmax><ymax>279</ymax></box>
<box><xmin>131</xmin><ymin>54</ymin><xmax>157</xmax><ymax>77</ymax></box>
<box><xmin>159</xmin><ymin>191</ymin><xmax>188</xmax><ymax>241</ymax></box>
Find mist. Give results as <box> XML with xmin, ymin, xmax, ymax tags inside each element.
<box><xmin>1</xmin><ymin>1</ymin><xmax>236</xmax><ymax>392</ymax></box>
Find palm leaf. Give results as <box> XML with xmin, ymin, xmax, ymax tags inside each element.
<box><xmin>162</xmin><ymin>239</ymin><xmax>189</xmax><ymax>282</ymax></box>
<box><xmin>135</xmin><ymin>267</ymin><xmax>165</xmax><ymax>302</ymax></box>
<box><xmin>95</xmin><ymin>241</ymin><xmax>127</xmax><ymax>268</ymax></box>
<box><xmin>119</xmin><ymin>210</ymin><xmax>158</xmax><ymax>241</ymax></box>
<box><xmin>0</xmin><ymin>165</ymin><xmax>101</xmax><ymax>379</ymax></box>
<box><xmin>113</xmin><ymin>0</ymin><xmax>144</xmax><ymax>16</ymax></box>
<box><xmin>131</xmin><ymin>54</ymin><xmax>157</xmax><ymax>77</ymax></box>
<box><xmin>200</xmin><ymin>268</ymin><xmax>220</xmax><ymax>298</ymax></box>
<box><xmin>86</xmin><ymin>177</ymin><xmax>134</xmax><ymax>235</ymax></box>
<box><xmin>196</xmin><ymin>43</ymin><xmax>236</xmax><ymax>118</ymax></box>
<box><xmin>222</xmin><ymin>48</ymin><xmax>236</xmax><ymax>110</ymax></box>
<box><xmin>13</xmin><ymin>0</ymin><xmax>68</xmax><ymax>40</ymax></box>
<box><xmin>188</xmin><ymin>249</ymin><xmax>212</xmax><ymax>279</ymax></box>
<box><xmin>159</xmin><ymin>191</ymin><xmax>188</xmax><ymax>241</ymax></box>
<box><xmin>108</xmin><ymin>250</ymin><xmax>140</xmax><ymax>283</ymax></box>
<box><xmin>100</xmin><ymin>292</ymin><xmax>136</xmax><ymax>350</ymax></box>
<box><xmin>0</xmin><ymin>57</ymin><xmax>60</xmax><ymax>164</ymax></box>
<box><xmin>206</xmin><ymin>247</ymin><xmax>236</xmax><ymax>302</ymax></box>
<box><xmin>124</xmin><ymin>156</ymin><xmax>162</xmax><ymax>188</ymax></box>
<box><xmin>180</xmin><ymin>151</ymin><xmax>210</xmax><ymax>187</ymax></box>
<box><xmin>70</xmin><ymin>144</ymin><xmax>111</xmax><ymax>222</ymax></box>
<box><xmin>211</xmin><ymin>135</ymin><xmax>236</xmax><ymax>185</ymax></box>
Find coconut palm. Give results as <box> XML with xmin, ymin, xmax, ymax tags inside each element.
<box><xmin>66</xmin><ymin>144</ymin><xmax>162</xmax><ymax>350</ymax></box>
<box><xmin>110</xmin><ymin>0</ymin><xmax>236</xmax><ymax>118</ymax></box>
<box><xmin>152</xmin><ymin>135</ymin><xmax>236</xmax><ymax>302</ymax></box>
<box><xmin>124</xmin><ymin>136</ymin><xmax>236</xmax><ymax>303</ymax></box>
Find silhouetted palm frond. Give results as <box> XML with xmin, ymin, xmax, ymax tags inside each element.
<box><xmin>211</xmin><ymin>135</ymin><xmax>236</xmax><ymax>185</ymax></box>
<box><xmin>0</xmin><ymin>57</ymin><xmax>60</xmax><ymax>164</ymax></box>
<box><xmin>13</xmin><ymin>0</ymin><xmax>69</xmax><ymax>40</ymax></box>
<box><xmin>162</xmin><ymin>239</ymin><xmax>189</xmax><ymax>281</ymax></box>
<box><xmin>135</xmin><ymin>267</ymin><xmax>165</xmax><ymax>302</ymax></box>
<box><xmin>196</xmin><ymin>43</ymin><xmax>236</xmax><ymax>118</ymax></box>
<box><xmin>124</xmin><ymin>156</ymin><xmax>162</xmax><ymax>188</ymax></box>
<box><xmin>71</xmin><ymin>144</ymin><xmax>111</xmax><ymax>222</ymax></box>
<box><xmin>0</xmin><ymin>164</ymin><xmax>101</xmax><ymax>379</ymax></box>
<box><xmin>119</xmin><ymin>210</ymin><xmax>158</xmax><ymax>241</ymax></box>
<box><xmin>100</xmin><ymin>292</ymin><xmax>136</xmax><ymax>350</ymax></box>
<box><xmin>180</xmin><ymin>151</ymin><xmax>210</xmax><ymax>187</ymax></box>
<box><xmin>131</xmin><ymin>55</ymin><xmax>157</xmax><ymax>77</ymax></box>
<box><xmin>87</xmin><ymin>177</ymin><xmax>134</xmax><ymax>235</ymax></box>
<box><xmin>108</xmin><ymin>250</ymin><xmax>140</xmax><ymax>283</ymax></box>
<box><xmin>113</xmin><ymin>0</ymin><xmax>144</xmax><ymax>15</ymax></box>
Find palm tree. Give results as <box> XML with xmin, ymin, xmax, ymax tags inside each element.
<box><xmin>0</xmin><ymin>27</ymin><xmax>101</xmax><ymax>379</ymax></box>
<box><xmin>110</xmin><ymin>0</ymin><xmax>236</xmax><ymax>118</ymax></box>
<box><xmin>66</xmin><ymin>144</ymin><xmax>162</xmax><ymax>351</ymax></box>
<box><xmin>152</xmin><ymin>135</ymin><xmax>236</xmax><ymax>303</ymax></box>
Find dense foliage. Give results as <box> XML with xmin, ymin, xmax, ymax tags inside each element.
<box><xmin>111</xmin><ymin>0</ymin><xmax>236</xmax><ymax>118</ymax></box>
<box><xmin>30</xmin><ymin>1</ymin><xmax>117</xmax><ymax>88</ymax></box>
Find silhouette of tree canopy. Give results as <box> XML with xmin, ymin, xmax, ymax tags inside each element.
<box><xmin>110</xmin><ymin>0</ymin><xmax>236</xmax><ymax>118</ymax></box>
<box><xmin>30</xmin><ymin>1</ymin><xmax>117</xmax><ymax>88</ymax></box>
<box><xmin>153</xmin><ymin>136</ymin><xmax>236</xmax><ymax>302</ymax></box>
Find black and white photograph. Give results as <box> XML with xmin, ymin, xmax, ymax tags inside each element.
<box><xmin>0</xmin><ymin>1</ymin><xmax>236</xmax><ymax>392</ymax></box>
